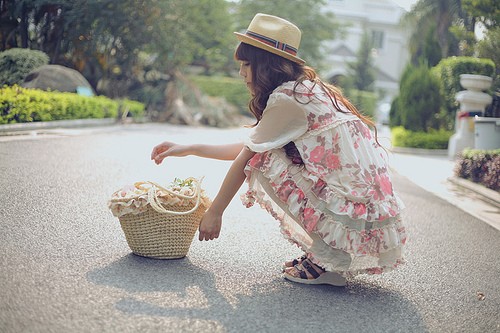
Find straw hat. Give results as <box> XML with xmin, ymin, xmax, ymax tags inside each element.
<box><xmin>234</xmin><ymin>13</ymin><xmax>305</xmax><ymax>64</ymax></box>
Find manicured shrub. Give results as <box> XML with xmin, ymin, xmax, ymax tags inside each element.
<box><xmin>432</xmin><ymin>57</ymin><xmax>496</xmax><ymax>115</ymax></box>
<box><xmin>0</xmin><ymin>86</ymin><xmax>144</xmax><ymax>124</ymax></box>
<box><xmin>397</xmin><ymin>64</ymin><xmax>442</xmax><ymax>132</ymax></box>
<box><xmin>0</xmin><ymin>48</ymin><xmax>49</xmax><ymax>86</ymax></box>
<box><xmin>454</xmin><ymin>148</ymin><xmax>500</xmax><ymax>191</ymax></box>
<box><xmin>389</xmin><ymin>96</ymin><xmax>401</xmax><ymax>128</ymax></box>
<box><xmin>391</xmin><ymin>126</ymin><xmax>452</xmax><ymax>149</ymax></box>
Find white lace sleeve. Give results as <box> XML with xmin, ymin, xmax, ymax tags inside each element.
<box><xmin>245</xmin><ymin>93</ymin><xmax>308</xmax><ymax>153</ymax></box>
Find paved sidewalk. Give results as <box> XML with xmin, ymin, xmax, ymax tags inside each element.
<box><xmin>389</xmin><ymin>151</ymin><xmax>500</xmax><ymax>231</ymax></box>
<box><xmin>374</xmin><ymin>125</ymin><xmax>500</xmax><ymax>232</ymax></box>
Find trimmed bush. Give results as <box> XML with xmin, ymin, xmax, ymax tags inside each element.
<box><xmin>391</xmin><ymin>126</ymin><xmax>452</xmax><ymax>149</ymax></box>
<box><xmin>432</xmin><ymin>57</ymin><xmax>496</xmax><ymax>115</ymax></box>
<box><xmin>0</xmin><ymin>48</ymin><xmax>49</xmax><ymax>86</ymax></box>
<box><xmin>454</xmin><ymin>148</ymin><xmax>500</xmax><ymax>191</ymax></box>
<box><xmin>389</xmin><ymin>96</ymin><xmax>401</xmax><ymax>127</ymax></box>
<box><xmin>0</xmin><ymin>86</ymin><xmax>144</xmax><ymax>124</ymax></box>
<box><xmin>398</xmin><ymin>64</ymin><xmax>442</xmax><ymax>131</ymax></box>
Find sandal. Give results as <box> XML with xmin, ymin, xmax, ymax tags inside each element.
<box><xmin>282</xmin><ymin>254</ymin><xmax>308</xmax><ymax>271</ymax></box>
<box><xmin>283</xmin><ymin>259</ymin><xmax>347</xmax><ymax>287</ymax></box>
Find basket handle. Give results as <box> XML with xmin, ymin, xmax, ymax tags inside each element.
<box><xmin>146</xmin><ymin>177</ymin><xmax>204</xmax><ymax>215</ymax></box>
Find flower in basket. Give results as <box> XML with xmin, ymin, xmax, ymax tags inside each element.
<box><xmin>108</xmin><ymin>177</ymin><xmax>211</xmax><ymax>218</ymax></box>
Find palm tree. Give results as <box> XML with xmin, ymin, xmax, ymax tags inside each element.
<box><xmin>403</xmin><ymin>0</ymin><xmax>463</xmax><ymax>63</ymax></box>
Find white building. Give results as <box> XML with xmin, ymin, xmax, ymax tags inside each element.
<box><xmin>323</xmin><ymin>0</ymin><xmax>411</xmax><ymax>103</ymax></box>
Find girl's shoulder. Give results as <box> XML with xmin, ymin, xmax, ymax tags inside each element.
<box><xmin>269</xmin><ymin>80</ymin><xmax>326</xmax><ymax>105</ymax></box>
<box><xmin>272</xmin><ymin>80</ymin><xmax>323</xmax><ymax>95</ymax></box>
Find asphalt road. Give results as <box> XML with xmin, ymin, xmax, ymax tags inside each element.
<box><xmin>1</xmin><ymin>123</ymin><xmax>499</xmax><ymax>333</ymax></box>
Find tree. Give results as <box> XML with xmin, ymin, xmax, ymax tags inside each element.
<box><xmin>346</xmin><ymin>31</ymin><xmax>376</xmax><ymax>92</ymax></box>
<box><xmin>0</xmin><ymin>0</ymin><xmax>69</xmax><ymax>56</ymax></box>
<box><xmin>63</xmin><ymin>0</ymin><xmax>159</xmax><ymax>94</ymax></box>
<box><xmin>398</xmin><ymin>64</ymin><xmax>442</xmax><ymax>132</ymax></box>
<box><xmin>0</xmin><ymin>0</ymin><xmax>156</xmax><ymax>92</ymax></box>
<box><xmin>408</xmin><ymin>22</ymin><xmax>443</xmax><ymax>67</ymax></box>
<box><xmin>403</xmin><ymin>0</ymin><xmax>462</xmax><ymax>62</ymax></box>
<box><xmin>0</xmin><ymin>0</ymin><xmax>235</xmax><ymax>97</ymax></box>
<box><xmin>462</xmin><ymin>0</ymin><xmax>500</xmax><ymax>29</ymax></box>
<box><xmin>234</xmin><ymin>0</ymin><xmax>342</xmax><ymax>69</ymax></box>
<box><xmin>149</xmin><ymin>0</ymin><xmax>234</xmax><ymax>76</ymax></box>
<box><xmin>404</xmin><ymin>0</ymin><xmax>499</xmax><ymax>64</ymax></box>
<box><xmin>182</xmin><ymin>0</ymin><xmax>235</xmax><ymax>74</ymax></box>
<box><xmin>476</xmin><ymin>27</ymin><xmax>500</xmax><ymax>90</ymax></box>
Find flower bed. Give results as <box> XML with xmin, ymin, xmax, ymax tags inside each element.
<box><xmin>454</xmin><ymin>148</ymin><xmax>500</xmax><ymax>191</ymax></box>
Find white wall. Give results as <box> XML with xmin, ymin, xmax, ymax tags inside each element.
<box><xmin>322</xmin><ymin>0</ymin><xmax>410</xmax><ymax>102</ymax></box>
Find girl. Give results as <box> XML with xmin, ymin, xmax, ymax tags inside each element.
<box><xmin>151</xmin><ymin>13</ymin><xmax>406</xmax><ymax>286</ymax></box>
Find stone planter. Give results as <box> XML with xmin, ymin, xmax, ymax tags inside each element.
<box><xmin>459</xmin><ymin>74</ymin><xmax>493</xmax><ymax>92</ymax></box>
<box><xmin>448</xmin><ymin>74</ymin><xmax>493</xmax><ymax>158</ymax></box>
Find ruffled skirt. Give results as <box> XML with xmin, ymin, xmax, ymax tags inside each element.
<box><xmin>242</xmin><ymin>149</ymin><xmax>407</xmax><ymax>277</ymax></box>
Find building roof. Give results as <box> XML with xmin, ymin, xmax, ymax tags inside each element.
<box><xmin>331</xmin><ymin>44</ymin><xmax>356</xmax><ymax>57</ymax></box>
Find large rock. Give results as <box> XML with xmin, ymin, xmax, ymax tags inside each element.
<box><xmin>22</xmin><ymin>64</ymin><xmax>94</xmax><ymax>95</ymax></box>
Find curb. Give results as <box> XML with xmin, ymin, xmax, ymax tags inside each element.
<box><xmin>0</xmin><ymin>118</ymin><xmax>118</xmax><ymax>134</ymax></box>
<box><xmin>448</xmin><ymin>176</ymin><xmax>500</xmax><ymax>209</ymax></box>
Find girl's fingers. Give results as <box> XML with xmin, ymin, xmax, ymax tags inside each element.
<box><xmin>198</xmin><ymin>231</ymin><xmax>219</xmax><ymax>241</ymax></box>
<box><xmin>151</xmin><ymin>142</ymin><xmax>172</xmax><ymax>160</ymax></box>
<box><xmin>154</xmin><ymin>154</ymin><xmax>165</xmax><ymax>165</ymax></box>
<box><xmin>153</xmin><ymin>149</ymin><xmax>173</xmax><ymax>164</ymax></box>
<box><xmin>151</xmin><ymin>147</ymin><xmax>162</xmax><ymax>160</ymax></box>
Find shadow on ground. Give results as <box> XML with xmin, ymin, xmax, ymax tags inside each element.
<box><xmin>87</xmin><ymin>254</ymin><xmax>428</xmax><ymax>332</ymax></box>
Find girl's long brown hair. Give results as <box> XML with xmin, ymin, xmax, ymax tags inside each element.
<box><xmin>234</xmin><ymin>42</ymin><xmax>379</xmax><ymax>143</ymax></box>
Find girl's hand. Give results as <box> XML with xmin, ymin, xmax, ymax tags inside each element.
<box><xmin>198</xmin><ymin>208</ymin><xmax>222</xmax><ymax>241</ymax></box>
<box><xmin>151</xmin><ymin>141</ymin><xmax>191</xmax><ymax>165</ymax></box>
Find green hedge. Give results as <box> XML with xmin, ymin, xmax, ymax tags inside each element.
<box><xmin>431</xmin><ymin>57</ymin><xmax>496</xmax><ymax>115</ymax></box>
<box><xmin>397</xmin><ymin>64</ymin><xmax>442</xmax><ymax>131</ymax></box>
<box><xmin>0</xmin><ymin>85</ymin><xmax>144</xmax><ymax>124</ymax></box>
<box><xmin>189</xmin><ymin>75</ymin><xmax>249</xmax><ymax>113</ymax></box>
<box><xmin>454</xmin><ymin>148</ymin><xmax>500</xmax><ymax>191</ymax></box>
<box><xmin>391</xmin><ymin>126</ymin><xmax>453</xmax><ymax>149</ymax></box>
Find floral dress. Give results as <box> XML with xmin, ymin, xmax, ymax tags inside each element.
<box><xmin>242</xmin><ymin>80</ymin><xmax>406</xmax><ymax>277</ymax></box>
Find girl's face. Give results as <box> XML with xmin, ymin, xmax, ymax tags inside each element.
<box><xmin>239</xmin><ymin>61</ymin><xmax>254</xmax><ymax>94</ymax></box>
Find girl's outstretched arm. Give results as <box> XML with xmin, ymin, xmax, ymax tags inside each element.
<box><xmin>151</xmin><ymin>142</ymin><xmax>244</xmax><ymax>165</ymax></box>
<box><xmin>198</xmin><ymin>146</ymin><xmax>255</xmax><ymax>241</ymax></box>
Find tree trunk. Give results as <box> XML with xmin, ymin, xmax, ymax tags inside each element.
<box><xmin>20</xmin><ymin>4</ymin><xmax>29</xmax><ymax>48</ymax></box>
<box><xmin>159</xmin><ymin>70</ymin><xmax>205</xmax><ymax>125</ymax></box>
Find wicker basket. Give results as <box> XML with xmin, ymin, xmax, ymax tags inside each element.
<box><xmin>111</xmin><ymin>178</ymin><xmax>208</xmax><ymax>259</ymax></box>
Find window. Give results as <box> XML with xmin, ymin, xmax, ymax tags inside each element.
<box><xmin>371</xmin><ymin>30</ymin><xmax>385</xmax><ymax>49</ymax></box>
